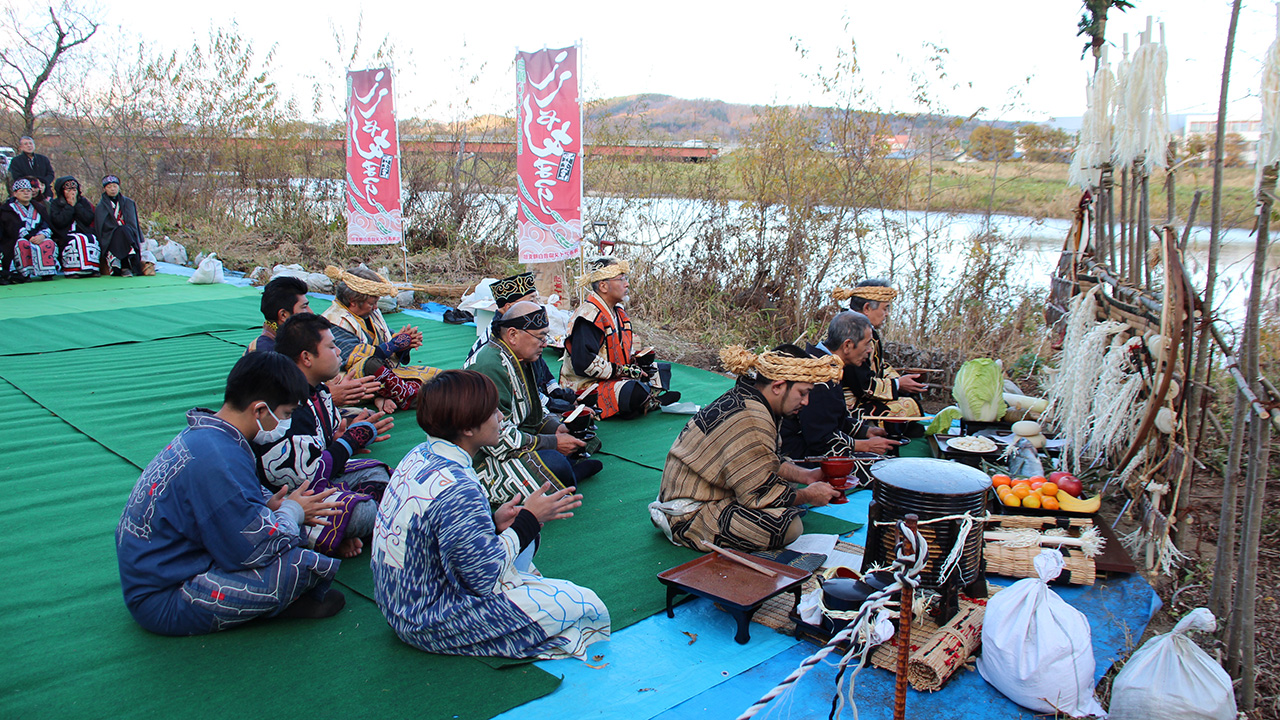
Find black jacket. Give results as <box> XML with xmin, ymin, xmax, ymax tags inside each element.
<box><xmin>94</xmin><ymin>192</ymin><xmax>141</xmax><ymax>239</ymax></box>
<box><xmin>48</xmin><ymin>177</ymin><xmax>96</xmax><ymax>246</ymax></box>
<box><xmin>8</xmin><ymin>153</ymin><xmax>55</xmax><ymax>198</ymax></box>
<box><xmin>779</xmin><ymin>343</ymin><xmax>868</xmax><ymax>460</ymax></box>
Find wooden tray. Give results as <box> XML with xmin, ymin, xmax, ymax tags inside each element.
<box><xmin>658</xmin><ymin>551</ymin><xmax>811</xmax><ymax>644</ymax></box>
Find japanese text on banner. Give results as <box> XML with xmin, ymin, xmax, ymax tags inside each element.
<box><xmin>516</xmin><ymin>46</ymin><xmax>582</xmax><ymax>263</ymax></box>
<box><xmin>345</xmin><ymin>67</ymin><xmax>404</xmax><ymax>246</ymax></box>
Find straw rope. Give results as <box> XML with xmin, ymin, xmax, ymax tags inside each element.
<box><xmin>720</xmin><ymin>345</ymin><xmax>843</xmax><ymax>384</ymax></box>
<box><xmin>325</xmin><ymin>265</ymin><xmax>397</xmax><ymax>298</ymax></box>
<box><xmin>831</xmin><ymin>286</ymin><xmax>898</xmax><ymax>303</ymax></box>
<box><xmin>576</xmin><ymin>259</ymin><xmax>630</xmax><ymax>288</ymax></box>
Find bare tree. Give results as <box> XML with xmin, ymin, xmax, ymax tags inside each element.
<box><xmin>0</xmin><ymin>2</ymin><xmax>98</xmax><ymax>135</ymax></box>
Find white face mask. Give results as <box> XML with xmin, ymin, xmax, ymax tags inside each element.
<box><xmin>254</xmin><ymin>405</ymin><xmax>292</xmax><ymax>444</ymax></box>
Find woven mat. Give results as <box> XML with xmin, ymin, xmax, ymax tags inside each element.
<box><xmin>869</xmin><ymin>591</ymin><xmax>995</xmax><ymax>691</ymax></box>
<box><xmin>752</xmin><ymin>542</ymin><xmax>865</xmax><ymax>633</ymax></box>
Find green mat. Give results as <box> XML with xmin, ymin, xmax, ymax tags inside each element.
<box><xmin>0</xmin><ymin>378</ymin><xmax>558</xmax><ymax>719</ymax></box>
<box><xmin>0</xmin><ymin>278</ymin><xmax>859</xmax><ymax>720</ymax></box>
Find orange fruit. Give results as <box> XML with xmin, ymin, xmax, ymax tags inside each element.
<box><xmin>996</xmin><ymin>485</ymin><xmax>1012</xmax><ymax>498</ymax></box>
<box><xmin>1021</xmin><ymin>494</ymin><xmax>1042</xmax><ymax>509</ymax></box>
<box><xmin>1002</xmin><ymin>493</ymin><xmax>1021</xmax><ymax>507</ymax></box>
<box><xmin>991</xmin><ymin>474</ymin><xmax>1012</xmax><ymax>487</ymax></box>
<box><xmin>1012</xmin><ymin>484</ymin><xmax>1032</xmax><ymax>499</ymax></box>
<box><xmin>1028</xmin><ymin>475</ymin><xmax>1046</xmax><ymax>486</ymax></box>
<box><xmin>1040</xmin><ymin>482</ymin><xmax>1059</xmax><ymax>496</ymax></box>
<box><xmin>1041</xmin><ymin>496</ymin><xmax>1061</xmax><ymax>511</ymax></box>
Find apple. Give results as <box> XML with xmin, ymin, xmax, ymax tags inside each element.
<box><xmin>1048</xmin><ymin>471</ymin><xmax>1072</xmax><ymax>483</ymax></box>
<box><xmin>1056</xmin><ymin>474</ymin><xmax>1084</xmax><ymax>498</ymax></box>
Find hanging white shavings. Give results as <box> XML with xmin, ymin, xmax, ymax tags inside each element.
<box><xmin>1112</xmin><ymin>21</ymin><xmax>1170</xmax><ymax>175</ymax></box>
<box><xmin>1069</xmin><ymin>56</ymin><xmax>1115</xmax><ymax>190</ymax></box>
<box><xmin>1256</xmin><ymin>9</ymin><xmax>1280</xmax><ymax>193</ymax></box>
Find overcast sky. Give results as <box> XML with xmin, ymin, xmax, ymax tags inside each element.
<box><xmin>105</xmin><ymin>0</ymin><xmax>1278</xmax><ymax>124</ymax></box>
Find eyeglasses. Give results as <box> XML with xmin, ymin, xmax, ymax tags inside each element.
<box><xmin>521</xmin><ymin>329</ymin><xmax>550</xmax><ymax>345</ymax></box>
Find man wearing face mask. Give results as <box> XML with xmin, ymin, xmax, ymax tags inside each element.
<box><xmin>257</xmin><ymin>314</ymin><xmax>395</xmax><ymax>559</ymax></box>
<box><xmin>650</xmin><ymin>344</ymin><xmax>843</xmax><ymax>553</ymax></box>
<box><xmin>116</xmin><ymin>352</ymin><xmax>347</xmax><ymax>636</ymax></box>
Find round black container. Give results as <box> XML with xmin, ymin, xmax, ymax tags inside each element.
<box><xmin>869</xmin><ymin>458</ymin><xmax>990</xmax><ymax>588</ymax></box>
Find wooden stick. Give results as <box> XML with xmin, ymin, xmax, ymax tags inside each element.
<box><xmin>901</xmin><ymin>368</ymin><xmax>942</xmax><ymax>374</ymax></box>
<box><xmin>863</xmin><ymin>415</ymin><xmax>934</xmax><ymax>422</ymax></box>
<box><xmin>894</xmin><ymin>515</ymin><xmax>918</xmax><ymax>720</ymax></box>
<box><xmin>699</xmin><ymin>541</ymin><xmax>778</xmax><ymax>577</ymax></box>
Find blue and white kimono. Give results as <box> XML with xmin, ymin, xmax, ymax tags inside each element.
<box><xmin>116</xmin><ymin>409</ymin><xmax>340</xmax><ymax>636</ymax></box>
<box><xmin>372</xmin><ymin>436</ymin><xmax>610</xmax><ymax>659</ymax></box>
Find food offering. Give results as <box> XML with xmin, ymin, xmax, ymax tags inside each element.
<box><xmin>946</xmin><ymin>435</ymin><xmax>998</xmax><ymax>454</ymax></box>
<box><xmin>992</xmin><ymin>471</ymin><xmax>1100</xmax><ymax>516</ymax></box>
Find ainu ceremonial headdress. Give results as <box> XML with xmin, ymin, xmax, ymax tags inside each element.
<box><xmin>831</xmin><ymin>285</ymin><xmax>898</xmax><ymax>303</ymax></box>
<box><xmin>492</xmin><ymin>305</ymin><xmax>549</xmax><ymax>331</ymax></box>
<box><xmin>325</xmin><ymin>265</ymin><xmax>397</xmax><ymax>298</ymax></box>
<box><xmin>577</xmin><ymin>258</ymin><xmax>630</xmax><ymax>289</ymax></box>
<box><xmin>491</xmin><ymin>271</ymin><xmax>537</xmax><ymax>307</ymax></box>
<box><xmin>101</xmin><ymin>175</ymin><xmax>121</xmax><ymax>187</ymax></box>
<box><xmin>11</xmin><ymin>178</ymin><xmax>33</xmax><ymax>191</ymax></box>
<box><xmin>719</xmin><ymin>345</ymin><xmax>843</xmax><ymax>383</ymax></box>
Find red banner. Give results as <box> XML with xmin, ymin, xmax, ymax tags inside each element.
<box><xmin>516</xmin><ymin>46</ymin><xmax>582</xmax><ymax>263</ymax></box>
<box><xmin>345</xmin><ymin>68</ymin><xmax>403</xmax><ymax>245</ymax></box>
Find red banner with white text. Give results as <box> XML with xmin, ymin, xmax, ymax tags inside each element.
<box><xmin>515</xmin><ymin>46</ymin><xmax>582</xmax><ymax>263</ymax></box>
<box><xmin>345</xmin><ymin>67</ymin><xmax>403</xmax><ymax>245</ymax></box>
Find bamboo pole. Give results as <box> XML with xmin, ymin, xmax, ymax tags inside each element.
<box><xmin>1190</xmin><ymin>0</ymin><xmax>1243</xmax><ymax>461</ymax></box>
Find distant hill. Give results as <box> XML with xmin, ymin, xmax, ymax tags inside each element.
<box><xmin>406</xmin><ymin>94</ymin><xmax>1037</xmax><ymax>145</ymax></box>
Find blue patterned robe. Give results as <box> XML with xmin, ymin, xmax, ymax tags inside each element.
<box><xmin>115</xmin><ymin>409</ymin><xmax>340</xmax><ymax>635</ymax></box>
<box><xmin>371</xmin><ymin>437</ymin><xmax>610</xmax><ymax>658</ymax></box>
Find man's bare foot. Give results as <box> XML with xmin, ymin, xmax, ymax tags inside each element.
<box><xmin>337</xmin><ymin>537</ymin><xmax>364</xmax><ymax>559</ymax></box>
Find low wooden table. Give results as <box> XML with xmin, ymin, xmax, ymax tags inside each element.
<box><xmin>657</xmin><ymin>551</ymin><xmax>812</xmax><ymax>644</ymax></box>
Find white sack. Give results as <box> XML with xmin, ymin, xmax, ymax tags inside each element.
<box><xmin>188</xmin><ymin>253</ymin><xmax>224</xmax><ymax>285</ymax></box>
<box><xmin>978</xmin><ymin>549</ymin><xmax>1108</xmax><ymax>718</ymax></box>
<box><xmin>1108</xmin><ymin>608</ymin><xmax>1236</xmax><ymax>720</ymax></box>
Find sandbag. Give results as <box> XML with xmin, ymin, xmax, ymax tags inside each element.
<box><xmin>977</xmin><ymin>549</ymin><xmax>1107</xmax><ymax>717</ymax></box>
<box><xmin>1108</xmin><ymin>608</ymin><xmax>1236</xmax><ymax>720</ymax></box>
<box><xmin>188</xmin><ymin>253</ymin><xmax>224</xmax><ymax>285</ymax></box>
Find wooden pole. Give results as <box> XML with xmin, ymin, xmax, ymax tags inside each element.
<box><xmin>1226</xmin><ymin>163</ymin><xmax>1275</xmax><ymax>710</ymax></box>
<box><xmin>1190</xmin><ymin>0</ymin><xmax>1243</xmax><ymax>460</ymax></box>
<box><xmin>1141</xmin><ymin>171</ymin><xmax>1151</xmax><ymax>288</ymax></box>
<box><xmin>1210</xmin><ymin>390</ymin><xmax>1248</xmax><ymax>619</ymax></box>
<box><xmin>1119</xmin><ymin>166</ymin><xmax>1128</xmax><ymax>279</ymax></box>
<box><xmin>1165</xmin><ymin>141</ymin><xmax>1177</xmax><ymax>226</ymax></box>
<box><xmin>893</xmin><ymin>514</ymin><xmax>918</xmax><ymax>720</ymax></box>
<box><xmin>1107</xmin><ymin>168</ymin><xmax>1117</xmax><ymax>269</ymax></box>
<box><xmin>1129</xmin><ymin>162</ymin><xmax>1140</xmax><ymax>283</ymax></box>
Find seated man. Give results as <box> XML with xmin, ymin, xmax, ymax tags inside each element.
<box><xmin>258</xmin><ymin>314</ymin><xmax>396</xmax><ymax>558</ymax></box>
<box><xmin>650</xmin><ymin>345</ymin><xmax>843</xmax><ymax>553</ymax></box>
<box><xmin>467</xmin><ymin>271</ymin><xmax>576</xmax><ymax>411</ymax></box>
<box><xmin>465</xmin><ymin>301</ymin><xmax>602</xmax><ymax>503</ymax></box>
<box><xmin>832</xmin><ymin>280</ymin><xmax>925</xmax><ymax>421</ymax></box>
<box><xmin>780</xmin><ymin>311</ymin><xmax>901</xmax><ymax>472</ymax></box>
<box><xmin>560</xmin><ymin>257</ymin><xmax>679</xmax><ymax>419</ymax></box>
<box><xmin>247</xmin><ymin>276</ymin><xmax>310</xmax><ymax>354</ymax></box>
<box><xmin>372</xmin><ymin>370</ymin><xmax>609</xmax><ymax>659</ymax></box>
<box><xmin>322</xmin><ymin>265</ymin><xmax>440</xmax><ymax>414</ymax></box>
<box><xmin>248</xmin><ymin>275</ymin><xmax>378</xmax><ymax>406</ymax></box>
<box><xmin>115</xmin><ymin>352</ymin><xmax>346</xmax><ymax>636</ymax></box>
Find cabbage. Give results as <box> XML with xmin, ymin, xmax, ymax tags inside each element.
<box><xmin>952</xmin><ymin>358</ymin><xmax>1008</xmax><ymax>421</ymax></box>
<box><xmin>925</xmin><ymin>405</ymin><xmax>962</xmax><ymax>435</ymax></box>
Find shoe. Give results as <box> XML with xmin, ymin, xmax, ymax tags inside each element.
<box><xmin>121</xmin><ymin>269</ymin><xmax>133</xmax><ymax>277</ymax></box>
<box><xmin>278</xmin><ymin>587</ymin><xmax>346</xmax><ymax>619</ymax></box>
<box><xmin>572</xmin><ymin>458</ymin><xmax>603</xmax><ymax>481</ymax></box>
<box><xmin>656</xmin><ymin>390</ymin><xmax>682</xmax><ymax>406</ymax></box>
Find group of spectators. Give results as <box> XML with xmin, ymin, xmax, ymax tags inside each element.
<box><xmin>0</xmin><ymin>135</ymin><xmax>144</xmax><ymax>284</ymax></box>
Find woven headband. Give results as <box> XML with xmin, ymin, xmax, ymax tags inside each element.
<box><xmin>102</xmin><ymin>175</ymin><xmax>120</xmax><ymax>187</ymax></box>
<box><xmin>831</xmin><ymin>286</ymin><xmax>897</xmax><ymax>303</ymax></box>
<box><xmin>325</xmin><ymin>265</ymin><xmax>397</xmax><ymax>298</ymax></box>
<box><xmin>577</xmin><ymin>259</ymin><xmax>630</xmax><ymax>289</ymax></box>
<box><xmin>493</xmin><ymin>306</ymin><xmax>548</xmax><ymax>331</ymax></box>
<box><xmin>11</xmin><ymin>179</ymin><xmax>33</xmax><ymax>191</ymax></box>
<box><xmin>719</xmin><ymin>345</ymin><xmax>843</xmax><ymax>383</ymax></box>
<box><xmin>491</xmin><ymin>272</ymin><xmax>536</xmax><ymax>306</ymax></box>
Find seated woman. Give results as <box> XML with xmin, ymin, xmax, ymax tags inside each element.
<box><xmin>94</xmin><ymin>175</ymin><xmax>144</xmax><ymax>276</ymax></box>
<box><xmin>372</xmin><ymin>370</ymin><xmax>610</xmax><ymax>659</ymax></box>
<box><xmin>48</xmin><ymin>176</ymin><xmax>100</xmax><ymax>277</ymax></box>
<box><xmin>0</xmin><ymin>178</ymin><xmax>57</xmax><ymax>281</ymax></box>
<box><xmin>321</xmin><ymin>265</ymin><xmax>440</xmax><ymax>414</ymax></box>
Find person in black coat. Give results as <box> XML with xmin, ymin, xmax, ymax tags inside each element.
<box><xmin>94</xmin><ymin>174</ymin><xmax>143</xmax><ymax>276</ymax></box>
<box><xmin>49</xmin><ymin>176</ymin><xmax>100</xmax><ymax>276</ymax></box>
<box><xmin>8</xmin><ymin>137</ymin><xmax>54</xmax><ymax>200</ymax></box>
<box><xmin>0</xmin><ymin>177</ymin><xmax>55</xmax><ymax>282</ymax></box>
